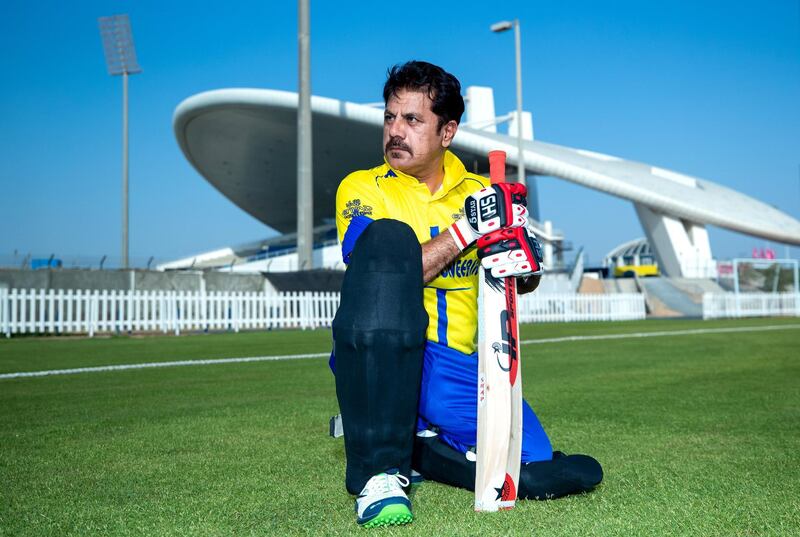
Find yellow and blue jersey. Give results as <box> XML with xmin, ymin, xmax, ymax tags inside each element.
<box><xmin>336</xmin><ymin>151</ymin><xmax>488</xmax><ymax>355</ymax></box>
<box><xmin>335</xmin><ymin>151</ymin><xmax>554</xmax><ymax>462</ymax></box>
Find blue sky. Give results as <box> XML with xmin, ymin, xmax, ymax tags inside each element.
<box><xmin>1</xmin><ymin>0</ymin><xmax>798</xmax><ymax>267</ymax></box>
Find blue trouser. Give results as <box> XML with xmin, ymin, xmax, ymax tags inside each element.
<box><xmin>330</xmin><ymin>219</ymin><xmax>557</xmax><ymax>494</ymax></box>
<box><xmin>417</xmin><ymin>340</ymin><xmax>553</xmax><ymax>463</ymax></box>
<box><xmin>331</xmin><ymin>338</ymin><xmax>554</xmax><ymax>464</ymax></box>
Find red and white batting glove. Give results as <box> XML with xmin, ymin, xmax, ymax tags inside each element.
<box><xmin>476</xmin><ymin>226</ymin><xmax>544</xmax><ymax>278</ymax></box>
<box><xmin>448</xmin><ymin>183</ymin><xmax>528</xmax><ymax>252</ymax></box>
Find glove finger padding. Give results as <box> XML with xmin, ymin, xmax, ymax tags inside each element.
<box><xmin>477</xmin><ymin>226</ymin><xmax>544</xmax><ymax>278</ymax></box>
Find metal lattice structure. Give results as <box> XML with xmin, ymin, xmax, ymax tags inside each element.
<box><xmin>98</xmin><ymin>15</ymin><xmax>141</xmax><ymax>76</ymax></box>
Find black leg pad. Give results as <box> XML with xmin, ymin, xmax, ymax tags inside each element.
<box><xmin>412</xmin><ymin>434</ymin><xmax>476</xmax><ymax>491</ymax></box>
<box><xmin>413</xmin><ymin>436</ymin><xmax>603</xmax><ymax>500</ymax></box>
<box><xmin>518</xmin><ymin>452</ymin><xmax>604</xmax><ymax>500</ymax></box>
<box><xmin>333</xmin><ymin>219</ymin><xmax>428</xmax><ymax>494</ymax></box>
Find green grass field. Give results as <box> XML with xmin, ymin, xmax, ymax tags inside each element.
<box><xmin>1</xmin><ymin>318</ymin><xmax>799</xmax><ymax>536</ymax></box>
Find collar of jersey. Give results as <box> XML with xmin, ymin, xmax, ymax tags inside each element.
<box><xmin>382</xmin><ymin>150</ymin><xmax>467</xmax><ymax>200</ymax></box>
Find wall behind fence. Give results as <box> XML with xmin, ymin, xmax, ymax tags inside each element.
<box><xmin>0</xmin><ymin>288</ymin><xmax>647</xmax><ymax>338</ymax></box>
<box><xmin>0</xmin><ymin>269</ymin><xmax>269</xmax><ymax>293</ymax></box>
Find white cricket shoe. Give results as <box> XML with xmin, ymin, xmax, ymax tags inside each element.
<box><xmin>355</xmin><ymin>471</ymin><xmax>412</xmax><ymax>528</ymax></box>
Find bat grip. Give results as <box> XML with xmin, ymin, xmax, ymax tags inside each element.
<box><xmin>488</xmin><ymin>150</ymin><xmax>507</xmax><ymax>184</ymax></box>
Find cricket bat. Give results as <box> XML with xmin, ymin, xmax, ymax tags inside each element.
<box><xmin>474</xmin><ymin>150</ymin><xmax>523</xmax><ymax>512</ymax></box>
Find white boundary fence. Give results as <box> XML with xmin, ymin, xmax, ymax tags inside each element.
<box><xmin>0</xmin><ymin>288</ymin><xmax>647</xmax><ymax>338</ymax></box>
<box><xmin>0</xmin><ymin>289</ymin><xmax>339</xmax><ymax>337</ymax></box>
<box><xmin>519</xmin><ymin>293</ymin><xmax>645</xmax><ymax>323</ymax></box>
<box><xmin>703</xmin><ymin>292</ymin><xmax>800</xmax><ymax>319</ymax></box>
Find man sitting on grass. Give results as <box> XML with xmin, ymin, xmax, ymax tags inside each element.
<box><xmin>331</xmin><ymin>60</ymin><xmax>603</xmax><ymax>528</ymax></box>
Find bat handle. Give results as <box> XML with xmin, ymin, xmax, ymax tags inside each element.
<box><xmin>488</xmin><ymin>150</ymin><xmax>506</xmax><ymax>185</ymax></box>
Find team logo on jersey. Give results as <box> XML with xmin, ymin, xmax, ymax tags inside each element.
<box><xmin>374</xmin><ymin>169</ymin><xmax>397</xmax><ymax>186</ymax></box>
<box><xmin>341</xmin><ymin>199</ymin><xmax>373</xmax><ymax>220</ymax></box>
<box><xmin>439</xmin><ymin>258</ymin><xmax>480</xmax><ymax>279</ymax></box>
<box><xmin>452</xmin><ymin>207</ymin><xmax>465</xmax><ymax>221</ymax></box>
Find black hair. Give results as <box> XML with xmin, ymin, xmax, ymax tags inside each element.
<box><xmin>383</xmin><ymin>61</ymin><xmax>465</xmax><ymax>131</ymax></box>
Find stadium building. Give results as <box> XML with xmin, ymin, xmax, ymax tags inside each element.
<box><xmin>603</xmin><ymin>238</ymin><xmax>659</xmax><ymax>278</ymax></box>
<box><xmin>164</xmin><ymin>86</ymin><xmax>800</xmax><ymax>291</ymax></box>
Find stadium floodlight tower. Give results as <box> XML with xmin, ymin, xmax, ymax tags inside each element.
<box><xmin>297</xmin><ymin>0</ymin><xmax>314</xmax><ymax>270</ymax></box>
<box><xmin>490</xmin><ymin>18</ymin><xmax>526</xmax><ymax>189</ymax></box>
<box><xmin>98</xmin><ymin>14</ymin><xmax>141</xmax><ymax>269</ymax></box>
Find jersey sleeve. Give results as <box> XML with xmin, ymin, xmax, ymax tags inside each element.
<box><xmin>335</xmin><ymin>172</ymin><xmax>387</xmax><ymax>264</ymax></box>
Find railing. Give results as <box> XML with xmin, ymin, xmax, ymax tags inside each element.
<box><xmin>518</xmin><ymin>293</ymin><xmax>646</xmax><ymax>323</ymax></box>
<box><xmin>0</xmin><ymin>288</ymin><xmax>647</xmax><ymax>338</ymax></box>
<box><xmin>0</xmin><ymin>289</ymin><xmax>340</xmax><ymax>337</ymax></box>
<box><xmin>702</xmin><ymin>292</ymin><xmax>800</xmax><ymax>319</ymax></box>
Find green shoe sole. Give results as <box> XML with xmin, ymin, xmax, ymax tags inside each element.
<box><xmin>361</xmin><ymin>504</ymin><xmax>413</xmax><ymax>528</ymax></box>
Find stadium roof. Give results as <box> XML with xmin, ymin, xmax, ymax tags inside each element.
<box><xmin>604</xmin><ymin>238</ymin><xmax>653</xmax><ymax>262</ymax></box>
<box><xmin>174</xmin><ymin>88</ymin><xmax>800</xmax><ymax>245</ymax></box>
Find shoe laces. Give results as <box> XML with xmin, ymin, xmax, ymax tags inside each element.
<box><xmin>371</xmin><ymin>472</ymin><xmax>409</xmax><ymax>494</ymax></box>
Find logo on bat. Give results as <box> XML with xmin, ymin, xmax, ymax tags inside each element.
<box><xmin>492</xmin><ymin>341</ymin><xmax>511</xmax><ymax>372</ymax></box>
<box><xmin>491</xmin><ymin>310</ymin><xmax>518</xmax><ymax>382</ymax></box>
<box><xmin>495</xmin><ymin>473</ymin><xmax>517</xmax><ymax>502</ymax></box>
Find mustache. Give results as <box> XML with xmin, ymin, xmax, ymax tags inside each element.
<box><xmin>385</xmin><ymin>137</ymin><xmax>412</xmax><ymax>155</ymax></box>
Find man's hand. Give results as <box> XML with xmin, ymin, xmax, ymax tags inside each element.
<box><xmin>516</xmin><ymin>274</ymin><xmax>541</xmax><ymax>295</ymax></box>
<box><xmin>449</xmin><ymin>184</ymin><xmax>528</xmax><ymax>252</ymax></box>
<box><xmin>476</xmin><ymin>226</ymin><xmax>544</xmax><ymax>279</ymax></box>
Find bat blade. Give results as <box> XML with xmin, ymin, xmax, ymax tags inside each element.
<box><xmin>475</xmin><ymin>270</ymin><xmax>517</xmax><ymax>511</ymax></box>
<box><xmin>475</xmin><ymin>150</ymin><xmax>523</xmax><ymax>512</ymax></box>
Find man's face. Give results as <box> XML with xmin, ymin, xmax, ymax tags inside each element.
<box><xmin>383</xmin><ymin>88</ymin><xmax>455</xmax><ymax>177</ymax></box>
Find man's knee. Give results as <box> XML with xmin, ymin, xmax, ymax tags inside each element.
<box><xmin>351</xmin><ymin>219</ymin><xmax>420</xmax><ymax>269</ymax></box>
<box><xmin>334</xmin><ymin>219</ymin><xmax>426</xmax><ymax>337</ymax></box>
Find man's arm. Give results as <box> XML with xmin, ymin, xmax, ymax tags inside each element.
<box><xmin>421</xmin><ymin>231</ymin><xmax>461</xmax><ymax>283</ymax></box>
<box><xmin>423</xmin><ymin>182</ymin><xmax>530</xmax><ymax>283</ymax></box>
<box><xmin>423</xmin><ymin>230</ymin><xmax>541</xmax><ymax>291</ymax></box>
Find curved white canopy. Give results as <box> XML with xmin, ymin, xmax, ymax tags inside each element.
<box><xmin>174</xmin><ymin>88</ymin><xmax>800</xmax><ymax>245</ymax></box>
